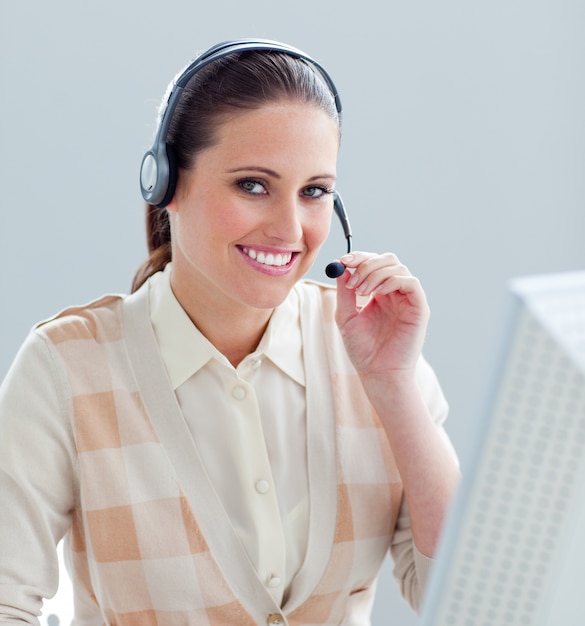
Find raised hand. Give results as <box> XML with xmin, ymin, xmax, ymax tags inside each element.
<box><xmin>334</xmin><ymin>251</ymin><xmax>430</xmax><ymax>380</ymax></box>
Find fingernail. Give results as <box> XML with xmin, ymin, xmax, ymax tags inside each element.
<box><xmin>346</xmin><ymin>274</ymin><xmax>359</xmax><ymax>289</ymax></box>
<box><xmin>340</xmin><ymin>254</ymin><xmax>354</xmax><ymax>264</ymax></box>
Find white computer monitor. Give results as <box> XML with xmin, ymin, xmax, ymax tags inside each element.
<box><xmin>420</xmin><ymin>269</ymin><xmax>585</xmax><ymax>626</ymax></box>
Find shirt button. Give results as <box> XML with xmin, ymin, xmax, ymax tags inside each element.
<box><xmin>251</xmin><ymin>357</ymin><xmax>262</xmax><ymax>369</ymax></box>
<box><xmin>255</xmin><ymin>479</ymin><xmax>270</xmax><ymax>494</ymax></box>
<box><xmin>232</xmin><ymin>385</ymin><xmax>246</xmax><ymax>400</ymax></box>
<box><xmin>267</xmin><ymin>575</ymin><xmax>281</xmax><ymax>588</ymax></box>
<box><xmin>267</xmin><ymin>614</ymin><xmax>285</xmax><ymax>625</ymax></box>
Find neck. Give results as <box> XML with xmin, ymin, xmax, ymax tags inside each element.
<box><xmin>170</xmin><ymin>274</ymin><xmax>273</xmax><ymax>369</ymax></box>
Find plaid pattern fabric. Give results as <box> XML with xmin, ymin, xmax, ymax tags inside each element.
<box><xmin>286</xmin><ymin>286</ymin><xmax>404</xmax><ymax>624</ymax></box>
<box><xmin>37</xmin><ymin>281</ymin><xmax>414</xmax><ymax>625</ymax></box>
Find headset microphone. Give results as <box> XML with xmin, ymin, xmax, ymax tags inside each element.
<box><xmin>324</xmin><ymin>262</ymin><xmax>347</xmax><ymax>279</ymax></box>
<box><xmin>325</xmin><ymin>192</ymin><xmax>353</xmax><ymax>279</ymax></box>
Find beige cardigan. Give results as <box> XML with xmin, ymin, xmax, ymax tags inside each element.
<box><xmin>0</xmin><ymin>277</ymin><xmax>449</xmax><ymax>625</ymax></box>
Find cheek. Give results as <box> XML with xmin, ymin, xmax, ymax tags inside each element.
<box><xmin>180</xmin><ymin>202</ymin><xmax>234</xmax><ymax>243</ymax></box>
<box><xmin>307</xmin><ymin>212</ymin><xmax>333</xmax><ymax>249</ymax></box>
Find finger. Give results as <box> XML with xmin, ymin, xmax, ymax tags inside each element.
<box><xmin>340</xmin><ymin>252</ymin><xmax>411</xmax><ymax>296</ymax></box>
<box><xmin>335</xmin><ymin>268</ymin><xmax>360</xmax><ymax>327</ymax></box>
<box><xmin>339</xmin><ymin>251</ymin><xmax>401</xmax><ymax>271</ymax></box>
<box><xmin>372</xmin><ymin>275</ymin><xmax>428</xmax><ymax>315</ymax></box>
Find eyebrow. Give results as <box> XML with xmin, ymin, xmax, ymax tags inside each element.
<box><xmin>226</xmin><ymin>166</ymin><xmax>336</xmax><ymax>181</ymax></box>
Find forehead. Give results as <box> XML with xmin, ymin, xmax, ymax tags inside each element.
<box><xmin>180</xmin><ymin>102</ymin><xmax>339</xmax><ymax>194</ymax></box>
<box><xmin>212</xmin><ymin>101</ymin><xmax>340</xmax><ymax>149</ymax></box>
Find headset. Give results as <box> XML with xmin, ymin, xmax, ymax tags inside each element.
<box><xmin>139</xmin><ymin>38</ymin><xmax>352</xmax><ymax>278</ymax></box>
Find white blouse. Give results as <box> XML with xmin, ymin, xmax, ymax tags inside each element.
<box><xmin>149</xmin><ymin>265</ymin><xmax>309</xmax><ymax>605</ymax></box>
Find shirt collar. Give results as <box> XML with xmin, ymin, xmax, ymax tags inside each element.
<box><xmin>149</xmin><ymin>264</ymin><xmax>219</xmax><ymax>389</ymax></box>
<box><xmin>256</xmin><ymin>286</ymin><xmax>305</xmax><ymax>387</ymax></box>
<box><xmin>148</xmin><ymin>264</ymin><xmax>305</xmax><ymax>389</ymax></box>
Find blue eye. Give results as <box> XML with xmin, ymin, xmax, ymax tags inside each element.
<box><xmin>303</xmin><ymin>185</ymin><xmax>332</xmax><ymax>198</ymax></box>
<box><xmin>238</xmin><ymin>179</ymin><xmax>266</xmax><ymax>194</ymax></box>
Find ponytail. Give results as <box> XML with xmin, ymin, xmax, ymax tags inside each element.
<box><xmin>131</xmin><ymin>203</ymin><xmax>172</xmax><ymax>292</ymax></box>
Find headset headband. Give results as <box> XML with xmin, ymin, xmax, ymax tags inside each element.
<box><xmin>139</xmin><ymin>38</ymin><xmax>342</xmax><ymax>208</ymax></box>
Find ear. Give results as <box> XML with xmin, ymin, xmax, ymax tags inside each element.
<box><xmin>166</xmin><ymin>194</ymin><xmax>180</xmax><ymax>214</ymax></box>
<box><xmin>165</xmin><ymin>156</ymin><xmax>193</xmax><ymax>214</ymax></box>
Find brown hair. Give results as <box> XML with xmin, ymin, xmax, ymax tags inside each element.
<box><xmin>131</xmin><ymin>48</ymin><xmax>341</xmax><ymax>292</ymax></box>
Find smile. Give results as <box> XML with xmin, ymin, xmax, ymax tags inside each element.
<box><xmin>241</xmin><ymin>247</ymin><xmax>294</xmax><ymax>267</ymax></box>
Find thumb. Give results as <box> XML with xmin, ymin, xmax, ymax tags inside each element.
<box><xmin>335</xmin><ymin>268</ymin><xmax>358</xmax><ymax>328</ymax></box>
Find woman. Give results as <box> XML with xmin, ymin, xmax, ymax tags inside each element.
<box><xmin>0</xmin><ymin>39</ymin><xmax>459</xmax><ymax>625</ymax></box>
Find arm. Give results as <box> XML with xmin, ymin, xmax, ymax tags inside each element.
<box><xmin>334</xmin><ymin>252</ymin><xmax>460</xmax><ymax>558</ymax></box>
<box><xmin>0</xmin><ymin>332</ymin><xmax>76</xmax><ymax>623</ymax></box>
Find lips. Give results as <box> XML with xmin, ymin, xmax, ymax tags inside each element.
<box><xmin>241</xmin><ymin>247</ymin><xmax>294</xmax><ymax>267</ymax></box>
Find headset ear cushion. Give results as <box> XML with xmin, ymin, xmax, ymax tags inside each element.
<box><xmin>157</xmin><ymin>143</ymin><xmax>179</xmax><ymax>209</ymax></box>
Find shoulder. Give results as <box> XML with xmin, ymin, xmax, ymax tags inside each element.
<box><xmin>295</xmin><ymin>279</ymin><xmax>377</xmax><ymax>326</ymax></box>
<box><xmin>296</xmin><ymin>278</ymin><xmax>336</xmax><ymax>294</ymax></box>
<box><xmin>34</xmin><ymin>293</ymin><xmax>126</xmax><ymax>345</ymax></box>
<box><xmin>294</xmin><ymin>278</ymin><xmax>336</xmax><ymax>306</ymax></box>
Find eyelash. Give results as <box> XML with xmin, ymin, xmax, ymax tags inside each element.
<box><xmin>236</xmin><ymin>178</ymin><xmax>334</xmax><ymax>199</ymax></box>
<box><xmin>304</xmin><ymin>184</ymin><xmax>335</xmax><ymax>198</ymax></box>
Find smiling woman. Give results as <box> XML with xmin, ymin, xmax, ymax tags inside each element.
<box><xmin>133</xmin><ymin>41</ymin><xmax>341</xmax><ymax>293</ymax></box>
<box><xmin>166</xmin><ymin>101</ymin><xmax>339</xmax><ymax>359</ymax></box>
<box><xmin>0</xmin><ymin>39</ymin><xmax>459</xmax><ymax>626</ymax></box>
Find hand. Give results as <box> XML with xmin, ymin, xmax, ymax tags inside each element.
<box><xmin>334</xmin><ymin>251</ymin><xmax>430</xmax><ymax>379</ymax></box>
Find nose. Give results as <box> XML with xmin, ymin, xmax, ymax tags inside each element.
<box><xmin>264</xmin><ymin>195</ymin><xmax>304</xmax><ymax>244</ymax></box>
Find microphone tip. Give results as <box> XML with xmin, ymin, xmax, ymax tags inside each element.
<box><xmin>325</xmin><ymin>261</ymin><xmax>346</xmax><ymax>279</ymax></box>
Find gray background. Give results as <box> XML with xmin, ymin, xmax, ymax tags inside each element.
<box><xmin>1</xmin><ymin>1</ymin><xmax>584</xmax><ymax>624</ymax></box>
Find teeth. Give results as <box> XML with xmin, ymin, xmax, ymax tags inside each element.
<box><xmin>243</xmin><ymin>248</ymin><xmax>292</xmax><ymax>267</ymax></box>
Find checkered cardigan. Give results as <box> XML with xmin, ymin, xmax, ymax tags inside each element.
<box><xmin>28</xmin><ymin>278</ymin><xmax>447</xmax><ymax>625</ymax></box>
